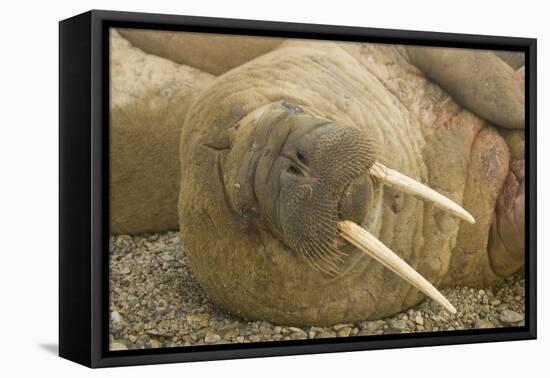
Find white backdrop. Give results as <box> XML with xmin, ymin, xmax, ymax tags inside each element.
<box><xmin>0</xmin><ymin>0</ymin><xmax>546</xmax><ymax>376</ymax></box>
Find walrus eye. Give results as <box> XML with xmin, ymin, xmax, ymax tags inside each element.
<box><xmin>281</xmin><ymin>101</ymin><xmax>303</xmax><ymax>113</ymax></box>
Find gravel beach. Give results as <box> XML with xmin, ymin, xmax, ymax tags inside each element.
<box><xmin>109</xmin><ymin>232</ymin><xmax>525</xmax><ymax>351</ymax></box>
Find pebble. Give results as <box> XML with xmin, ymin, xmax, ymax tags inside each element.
<box><xmin>334</xmin><ymin>323</ymin><xmax>353</xmax><ymax>331</ymax></box>
<box><xmin>110</xmin><ymin>342</ymin><xmax>128</xmax><ymax>351</ymax></box>
<box><xmin>499</xmin><ymin>310</ymin><xmax>524</xmax><ymax>324</ymax></box>
<box><xmin>390</xmin><ymin>319</ymin><xmax>407</xmax><ymax>330</ymax></box>
<box><xmin>148</xmin><ymin>339</ymin><xmax>162</xmax><ymax>348</ymax></box>
<box><xmin>204</xmin><ymin>331</ymin><xmax>222</xmax><ymax>343</ymax></box>
<box><xmin>111</xmin><ymin>311</ymin><xmax>123</xmax><ymax>323</ymax></box>
<box><xmin>317</xmin><ymin>330</ymin><xmax>337</xmax><ymax>338</ymax></box>
<box><xmin>108</xmin><ymin>232</ymin><xmax>525</xmax><ymax>350</ymax></box>
<box><xmin>249</xmin><ymin>334</ymin><xmax>262</xmax><ymax>342</ymax></box>
<box><xmin>337</xmin><ymin>327</ymin><xmax>352</xmax><ymax>337</ymax></box>
<box><xmin>295</xmin><ymin>329</ymin><xmax>309</xmax><ymax>338</ymax></box>
<box><xmin>363</xmin><ymin>320</ymin><xmax>385</xmax><ymax>333</ymax></box>
<box><xmin>475</xmin><ymin>319</ymin><xmax>495</xmax><ymax>329</ymax></box>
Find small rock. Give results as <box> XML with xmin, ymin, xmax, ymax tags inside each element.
<box><xmin>476</xmin><ymin>319</ymin><xmax>495</xmax><ymax>329</ymax></box>
<box><xmin>162</xmin><ymin>253</ymin><xmax>175</xmax><ymax>262</ymax></box>
<box><xmin>383</xmin><ymin>328</ymin><xmax>401</xmax><ymax>335</ymax></box>
<box><xmin>363</xmin><ymin>320</ymin><xmax>385</xmax><ymax>333</ymax></box>
<box><xmin>390</xmin><ymin>319</ymin><xmax>407</xmax><ymax>330</ymax></box>
<box><xmin>289</xmin><ymin>327</ymin><xmax>306</xmax><ymax>334</ymax></box>
<box><xmin>290</xmin><ymin>332</ymin><xmax>307</xmax><ymax>340</ymax></box>
<box><xmin>499</xmin><ymin>310</ymin><xmax>524</xmax><ymax>324</ymax></box>
<box><xmin>110</xmin><ymin>311</ymin><xmax>123</xmax><ymax>323</ymax></box>
<box><xmin>248</xmin><ymin>334</ymin><xmax>262</xmax><ymax>342</ymax></box>
<box><xmin>289</xmin><ymin>328</ymin><xmax>307</xmax><ymax>339</ymax></box>
<box><xmin>337</xmin><ymin>327</ymin><xmax>352</xmax><ymax>337</ymax></box>
<box><xmin>334</xmin><ymin>323</ymin><xmax>353</xmax><ymax>331</ymax></box>
<box><xmin>317</xmin><ymin>330</ymin><xmax>337</xmax><ymax>338</ymax></box>
<box><xmin>110</xmin><ymin>341</ymin><xmax>128</xmax><ymax>351</ymax></box>
<box><xmin>239</xmin><ymin>328</ymin><xmax>252</xmax><ymax>337</ymax></box>
<box><xmin>223</xmin><ymin>329</ymin><xmax>239</xmax><ymax>340</ymax></box>
<box><xmin>155</xmin><ymin>300</ymin><xmax>168</xmax><ymax>314</ymax></box>
<box><xmin>414</xmin><ymin>315</ymin><xmax>424</xmax><ymax>326</ymax></box>
<box><xmin>148</xmin><ymin>339</ymin><xmax>162</xmax><ymax>348</ymax></box>
<box><xmin>146</xmin><ymin>330</ymin><xmax>174</xmax><ymax>337</ymax></box>
<box><xmin>204</xmin><ymin>332</ymin><xmax>221</xmax><ymax>343</ymax></box>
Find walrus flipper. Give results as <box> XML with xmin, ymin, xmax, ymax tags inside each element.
<box><xmin>110</xmin><ymin>30</ymin><xmax>214</xmax><ymax>234</ymax></box>
<box><xmin>406</xmin><ymin>46</ymin><xmax>524</xmax><ymax>130</ymax></box>
<box><xmin>118</xmin><ymin>28</ymin><xmax>283</xmax><ymax>75</ymax></box>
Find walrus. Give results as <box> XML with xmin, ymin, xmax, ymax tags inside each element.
<box><xmin>110</xmin><ymin>30</ymin><xmax>288</xmax><ymax>234</ymax></box>
<box><xmin>110</xmin><ymin>30</ymin><xmax>214</xmax><ymax>234</ymax></box>
<box><xmin>111</xmin><ymin>29</ymin><xmax>524</xmax><ymax>325</ymax></box>
<box><xmin>175</xmin><ymin>39</ymin><xmax>525</xmax><ymax>325</ymax></box>
<box><xmin>118</xmin><ymin>28</ymin><xmax>284</xmax><ymax>75</ymax></box>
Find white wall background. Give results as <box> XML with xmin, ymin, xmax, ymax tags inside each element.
<box><xmin>0</xmin><ymin>0</ymin><xmax>546</xmax><ymax>376</ymax></box>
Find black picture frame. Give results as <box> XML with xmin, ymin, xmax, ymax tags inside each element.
<box><xmin>59</xmin><ymin>9</ymin><xmax>537</xmax><ymax>368</ymax></box>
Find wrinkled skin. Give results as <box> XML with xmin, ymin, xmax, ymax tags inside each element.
<box><xmin>178</xmin><ymin>40</ymin><xmax>525</xmax><ymax>325</ymax></box>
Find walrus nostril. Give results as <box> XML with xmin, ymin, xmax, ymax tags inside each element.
<box><xmin>287</xmin><ymin>165</ymin><xmax>303</xmax><ymax>176</ymax></box>
<box><xmin>338</xmin><ymin>172</ymin><xmax>372</xmax><ymax>224</ymax></box>
<box><xmin>296</xmin><ymin>150</ymin><xmax>307</xmax><ymax>165</ymax></box>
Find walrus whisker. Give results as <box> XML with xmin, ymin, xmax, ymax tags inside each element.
<box><xmin>314</xmin><ymin>244</ymin><xmax>343</xmax><ymax>271</ymax></box>
<box><xmin>368</xmin><ymin>162</ymin><xmax>475</xmax><ymax>224</ymax></box>
<box><xmin>298</xmin><ymin>245</ymin><xmax>335</xmax><ymax>276</ymax></box>
<box><xmin>298</xmin><ymin>237</ymin><xmax>343</xmax><ymax>275</ymax></box>
<box><xmin>299</xmin><ymin>243</ymin><xmax>340</xmax><ymax>275</ymax></box>
<box><xmin>338</xmin><ymin>220</ymin><xmax>457</xmax><ymax>314</ymax></box>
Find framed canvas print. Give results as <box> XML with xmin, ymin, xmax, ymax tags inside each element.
<box><xmin>59</xmin><ymin>10</ymin><xmax>536</xmax><ymax>368</ymax></box>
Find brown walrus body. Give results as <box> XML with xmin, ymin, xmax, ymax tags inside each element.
<box><xmin>118</xmin><ymin>29</ymin><xmax>284</xmax><ymax>75</ymax></box>
<box><xmin>177</xmin><ymin>40</ymin><xmax>525</xmax><ymax>325</ymax></box>
<box><xmin>110</xmin><ymin>30</ymin><xmax>214</xmax><ymax>234</ymax></box>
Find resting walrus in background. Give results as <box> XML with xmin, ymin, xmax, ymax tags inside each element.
<box><xmin>112</xmin><ymin>31</ymin><xmax>525</xmax><ymax>326</ymax></box>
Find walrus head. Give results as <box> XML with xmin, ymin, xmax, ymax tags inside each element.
<box><xmin>222</xmin><ymin>101</ymin><xmax>474</xmax><ymax>313</ymax></box>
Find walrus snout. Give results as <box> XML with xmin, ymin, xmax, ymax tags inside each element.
<box><xmin>278</xmin><ymin>121</ymin><xmax>374</xmax><ymax>227</ymax></box>
<box><xmin>223</xmin><ymin>101</ymin><xmax>378</xmax><ymax>274</ymax></box>
<box><xmin>245</xmin><ymin>103</ymin><xmax>377</xmax><ymax>274</ymax></box>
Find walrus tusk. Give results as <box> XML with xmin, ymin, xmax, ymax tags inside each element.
<box><xmin>338</xmin><ymin>220</ymin><xmax>457</xmax><ymax>314</ymax></box>
<box><xmin>369</xmin><ymin>162</ymin><xmax>475</xmax><ymax>224</ymax></box>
